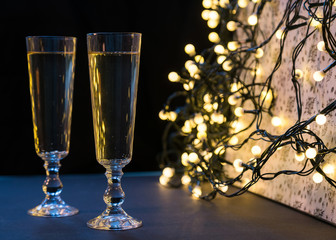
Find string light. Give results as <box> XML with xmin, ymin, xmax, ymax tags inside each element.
<box><xmin>184</xmin><ymin>44</ymin><xmax>196</xmax><ymax>56</ymax></box>
<box><xmin>168</xmin><ymin>71</ymin><xmax>180</xmax><ymax>82</ymax></box>
<box><xmin>159</xmin><ymin>0</ymin><xmax>336</xmax><ymax>201</ymax></box>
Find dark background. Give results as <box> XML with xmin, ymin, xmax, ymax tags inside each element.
<box><xmin>1</xmin><ymin>0</ymin><xmax>210</xmax><ymax>175</ymax></box>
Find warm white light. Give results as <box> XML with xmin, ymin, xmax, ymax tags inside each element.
<box><xmin>229</xmin><ymin>136</ymin><xmax>239</xmax><ymax>145</ymax></box>
<box><xmin>271</xmin><ymin>116</ymin><xmax>282</xmax><ymax>127</ymax></box>
<box><xmin>310</xmin><ymin>17</ymin><xmax>321</xmax><ymax>28</ymax></box>
<box><xmin>323</xmin><ymin>164</ymin><xmax>334</xmax><ymax>174</ymax></box>
<box><xmin>238</xmin><ymin>0</ymin><xmax>249</xmax><ymax>8</ymax></box>
<box><xmin>159</xmin><ymin>175</ymin><xmax>169</xmax><ymax>186</ymax></box>
<box><xmin>201</xmin><ymin>10</ymin><xmax>211</xmax><ymax>20</ymax></box>
<box><xmin>233</xmin><ymin>159</ymin><xmax>244</xmax><ymax>172</ymax></box>
<box><xmin>181</xmin><ymin>152</ymin><xmax>189</xmax><ymax>166</ymax></box>
<box><xmin>214</xmin><ymin>44</ymin><xmax>226</xmax><ymax>54</ymax></box>
<box><xmin>313</xmin><ymin>172</ymin><xmax>323</xmax><ymax>183</ymax></box>
<box><xmin>208</xmin><ymin>32</ymin><xmax>220</xmax><ymax>43</ymax></box>
<box><xmin>313</xmin><ymin>71</ymin><xmax>325</xmax><ymax>82</ymax></box>
<box><xmin>168</xmin><ymin>71</ymin><xmax>180</xmax><ymax>82</ymax></box>
<box><xmin>168</xmin><ymin>111</ymin><xmax>177</xmax><ymax>121</ymax></box>
<box><xmin>203</xmin><ymin>93</ymin><xmax>212</xmax><ymax>103</ymax></box>
<box><xmin>295</xmin><ymin>69</ymin><xmax>303</xmax><ymax>79</ymax></box>
<box><xmin>194</xmin><ymin>113</ymin><xmax>204</xmax><ymax>124</ymax></box>
<box><xmin>251</xmin><ymin>145</ymin><xmax>262</xmax><ymax>156</ymax></box>
<box><xmin>305</xmin><ymin>147</ymin><xmax>317</xmax><ymax>159</ymax></box>
<box><xmin>315</xmin><ymin>114</ymin><xmax>326</xmax><ymax>125</ymax></box>
<box><xmin>234</xmin><ymin>107</ymin><xmax>244</xmax><ymax>117</ymax></box>
<box><xmin>255</xmin><ymin>48</ymin><xmax>264</xmax><ymax>58</ymax></box>
<box><xmin>202</xmin><ymin>0</ymin><xmax>212</xmax><ymax>9</ymax></box>
<box><xmin>192</xmin><ymin>185</ymin><xmax>202</xmax><ymax>197</ymax></box>
<box><xmin>214</xmin><ymin>146</ymin><xmax>225</xmax><ymax>155</ymax></box>
<box><xmin>194</xmin><ymin>55</ymin><xmax>204</xmax><ymax>64</ymax></box>
<box><xmin>261</xmin><ymin>90</ymin><xmax>273</xmax><ymax>102</ymax></box>
<box><xmin>227</xmin><ymin>21</ymin><xmax>237</xmax><ymax>31</ymax></box>
<box><xmin>228</xmin><ymin>95</ymin><xmax>238</xmax><ymax>105</ymax></box>
<box><xmin>159</xmin><ymin>110</ymin><xmax>168</xmax><ymax>120</ymax></box>
<box><xmin>248</xmin><ymin>14</ymin><xmax>258</xmax><ymax>26</ymax></box>
<box><xmin>275</xmin><ymin>29</ymin><xmax>284</xmax><ymax>40</ymax></box>
<box><xmin>188</xmin><ymin>152</ymin><xmax>199</xmax><ymax>163</ymax></box>
<box><xmin>197</xmin><ymin>123</ymin><xmax>207</xmax><ymax>132</ymax></box>
<box><xmin>185</xmin><ymin>44</ymin><xmax>196</xmax><ymax>56</ymax></box>
<box><xmin>317</xmin><ymin>41</ymin><xmax>326</xmax><ymax>51</ymax></box>
<box><xmin>217</xmin><ymin>184</ymin><xmax>228</xmax><ymax>192</ymax></box>
<box><xmin>181</xmin><ymin>175</ymin><xmax>191</xmax><ymax>185</ymax></box>
<box><xmin>211</xmin><ymin>112</ymin><xmax>225</xmax><ymax>124</ymax></box>
<box><xmin>203</xmin><ymin>103</ymin><xmax>213</xmax><ymax>112</ymax></box>
<box><xmin>295</xmin><ymin>152</ymin><xmax>305</xmax><ymax>162</ymax></box>
<box><xmin>222</xmin><ymin>60</ymin><xmax>233</xmax><ymax>71</ymax></box>
<box><xmin>227</xmin><ymin>41</ymin><xmax>240</xmax><ymax>51</ymax></box>
<box><xmin>217</xmin><ymin>55</ymin><xmax>226</xmax><ymax>64</ymax></box>
<box><xmin>209</xmin><ymin>10</ymin><xmax>220</xmax><ymax>20</ymax></box>
<box><xmin>162</xmin><ymin>167</ymin><xmax>175</xmax><ymax>178</ymax></box>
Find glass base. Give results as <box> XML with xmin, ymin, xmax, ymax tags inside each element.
<box><xmin>28</xmin><ymin>197</ymin><xmax>79</xmax><ymax>217</ymax></box>
<box><xmin>87</xmin><ymin>207</ymin><xmax>142</xmax><ymax>230</ymax></box>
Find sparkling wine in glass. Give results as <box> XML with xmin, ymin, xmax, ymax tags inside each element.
<box><xmin>26</xmin><ymin>36</ymin><xmax>78</xmax><ymax>217</ymax></box>
<box><xmin>86</xmin><ymin>32</ymin><xmax>142</xmax><ymax>230</ymax></box>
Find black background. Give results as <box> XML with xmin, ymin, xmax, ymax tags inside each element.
<box><xmin>1</xmin><ymin>0</ymin><xmax>210</xmax><ymax>175</ymax></box>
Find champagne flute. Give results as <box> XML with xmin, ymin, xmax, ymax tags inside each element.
<box><xmin>86</xmin><ymin>32</ymin><xmax>142</xmax><ymax>230</ymax></box>
<box><xmin>26</xmin><ymin>36</ymin><xmax>78</xmax><ymax>217</ymax></box>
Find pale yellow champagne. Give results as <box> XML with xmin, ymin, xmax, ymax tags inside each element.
<box><xmin>88</xmin><ymin>51</ymin><xmax>140</xmax><ymax>161</ymax></box>
<box><xmin>28</xmin><ymin>52</ymin><xmax>75</xmax><ymax>159</ymax></box>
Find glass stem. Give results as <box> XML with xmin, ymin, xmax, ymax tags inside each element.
<box><xmin>104</xmin><ymin>165</ymin><xmax>125</xmax><ymax>213</ymax></box>
<box><xmin>42</xmin><ymin>158</ymin><xmax>64</xmax><ymax>203</ymax></box>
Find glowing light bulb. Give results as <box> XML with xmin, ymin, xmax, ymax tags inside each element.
<box><xmin>194</xmin><ymin>55</ymin><xmax>204</xmax><ymax>64</ymax></box>
<box><xmin>234</xmin><ymin>107</ymin><xmax>244</xmax><ymax>117</ymax></box>
<box><xmin>248</xmin><ymin>14</ymin><xmax>258</xmax><ymax>26</ymax></box>
<box><xmin>208</xmin><ymin>32</ymin><xmax>220</xmax><ymax>43</ymax></box>
<box><xmin>214</xmin><ymin>44</ymin><xmax>226</xmax><ymax>54</ymax></box>
<box><xmin>168</xmin><ymin>111</ymin><xmax>177</xmax><ymax>121</ymax></box>
<box><xmin>201</xmin><ymin>10</ymin><xmax>210</xmax><ymax>20</ymax></box>
<box><xmin>192</xmin><ymin>185</ymin><xmax>202</xmax><ymax>198</ymax></box>
<box><xmin>310</xmin><ymin>17</ymin><xmax>321</xmax><ymax>28</ymax></box>
<box><xmin>162</xmin><ymin>167</ymin><xmax>175</xmax><ymax>178</ymax></box>
<box><xmin>211</xmin><ymin>112</ymin><xmax>225</xmax><ymax>124</ymax></box>
<box><xmin>202</xmin><ymin>0</ymin><xmax>212</xmax><ymax>8</ymax></box>
<box><xmin>159</xmin><ymin>175</ymin><xmax>169</xmax><ymax>186</ymax></box>
<box><xmin>217</xmin><ymin>55</ymin><xmax>226</xmax><ymax>64</ymax></box>
<box><xmin>197</xmin><ymin>131</ymin><xmax>207</xmax><ymax>140</ymax></box>
<box><xmin>181</xmin><ymin>175</ymin><xmax>191</xmax><ymax>185</ymax></box>
<box><xmin>255</xmin><ymin>48</ymin><xmax>264</xmax><ymax>58</ymax></box>
<box><xmin>313</xmin><ymin>172</ymin><xmax>323</xmax><ymax>183</ymax></box>
<box><xmin>313</xmin><ymin>71</ymin><xmax>325</xmax><ymax>82</ymax></box>
<box><xmin>222</xmin><ymin>60</ymin><xmax>233</xmax><ymax>71</ymax></box>
<box><xmin>194</xmin><ymin>113</ymin><xmax>204</xmax><ymax>124</ymax></box>
<box><xmin>229</xmin><ymin>136</ymin><xmax>239</xmax><ymax>145</ymax></box>
<box><xmin>209</xmin><ymin>11</ymin><xmax>220</xmax><ymax>20</ymax></box>
<box><xmin>233</xmin><ymin>159</ymin><xmax>244</xmax><ymax>172</ymax></box>
<box><xmin>197</xmin><ymin>123</ymin><xmax>207</xmax><ymax>132</ymax></box>
<box><xmin>214</xmin><ymin>146</ymin><xmax>225</xmax><ymax>155</ymax></box>
<box><xmin>275</xmin><ymin>29</ymin><xmax>284</xmax><ymax>40</ymax></box>
<box><xmin>227</xmin><ymin>41</ymin><xmax>240</xmax><ymax>51</ymax></box>
<box><xmin>228</xmin><ymin>95</ymin><xmax>238</xmax><ymax>105</ymax></box>
<box><xmin>227</xmin><ymin>21</ymin><xmax>237</xmax><ymax>31</ymax></box>
<box><xmin>185</xmin><ymin>44</ymin><xmax>196</xmax><ymax>56</ymax></box>
<box><xmin>295</xmin><ymin>152</ymin><xmax>305</xmax><ymax>162</ymax></box>
<box><xmin>261</xmin><ymin>90</ymin><xmax>273</xmax><ymax>102</ymax></box>
<box><xmin>317</xmin><ymin>41</ymin><xmax>326</xmax><ymax>51</ymax></box>
<box><xmin>305</xmin><ymin>147</ymin><xmax>317</xmax><ymax>159</ymax></box>
<box><xmin>181</xmin><ymin>152</ymin><xmax>189</xmax><ymax>166</ymax></box>
<box><xmin>323</xmin><ymin>164</ymin><xmax>334</xmax><ymax>175</ymax></box>
<box><xmin>159</xmin><ymin>110</ymin><xmax>168</xmax><ymax>120</ymax></box>
<box><xmin>251</xmin><ymin>145</ymin><xmax>262</xmax><ymax>156</ymax></box>
<box><xmin>315</xmin><ymin>114</ymin><xmax>326</xmax><ymax>125</ymax></box>
<box><xmin>238</xmin><ymin>0</ymin><xmax>248</xmax><ymax>8</ymax></box>
<box><xmin>218</xmin><ymin>184</ymin><xmax>228</xmax><ymax>192</ymax></box>
<box><xmin>168</xmin><ymin>71</ymin><xmax>180</xmax><ymax>82</ymax></box>
<box><xmin>188</xmin><ymin>152</ymin><xmax>199</xmax><ymax>163</ymax></box>
<box><xmin>295</xmin><ymin>69</ymin><xmax>303</xmax><ymax>79</ymax></box>
<box><xmin>271</xmin><ymin>116</ymin><xmax>282</xmax><ymax>127</ymax></box>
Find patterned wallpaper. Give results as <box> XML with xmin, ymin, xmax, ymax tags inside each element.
<box><xmin>226</xmin><ymin>1</ymin><xmax>336</xmax><ymax>225</ymax></box>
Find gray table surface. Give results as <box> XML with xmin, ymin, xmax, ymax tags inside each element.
<box><xmin>0</xmin><ymin>173</ymin><xmax>335</xmax><ymax>240</ymax></box>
